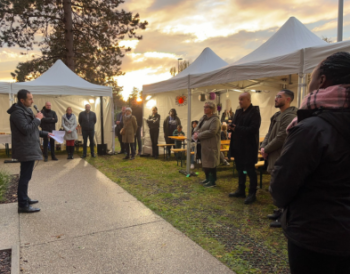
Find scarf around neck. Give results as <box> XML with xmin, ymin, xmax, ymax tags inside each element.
<box><xmin>287</xmin><ymin>85</ymin><xmax>349</xmax><ymax>132</ymax></box>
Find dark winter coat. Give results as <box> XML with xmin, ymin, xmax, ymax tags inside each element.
<box><xmin>147</xmin><ymin>113</ymin><xmax>160</xmax><ymax>130</ymax></box>
<box><xmin>78</xmin><ymin>111</ymin><xmax>96</xmax><ymax>132</ymax></box>
<box><xmin>7</xmin><ymin>103</ymin><xmax>48</xmax><ymax>162</ymax></box>
<box><xmin>40</xmin><ymin>107</ymin><xmax>58</xmax><ymax>132</ymax></box>
<box><xmin>261</xmin><ymin>106</ymin><xmax>297</xmax><ymax>172</ymax></box>
<box><xmin>163</xmin><ymin>116</ymin><xmax>181</xmax><ymax>137</ymax></box>
<box><xmin>115</xmin><ymin>112</ymin><xmax>124</xmax><ymax>132</ymax></box>
<box><xmin>132</xmin><ymin>105</ymin><xmax>143</xmax><ymax>129</ymax></box>
<box><xmin>270</xmin><ymin>109</ymin><xmax>350</xmax><ymax>257</ymax></box>
<box><xmin>229</xmin><ymin>104</ymin><xmax>261</xmax><ymax>169</ymax></box>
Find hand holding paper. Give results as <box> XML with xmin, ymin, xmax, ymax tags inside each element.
<box><xmin>50</xmin><ymin>130</ymin><xmax>66</xmax><ymax>144</ymax></box>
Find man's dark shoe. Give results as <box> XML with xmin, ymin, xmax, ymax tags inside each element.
<box><xmin>244</xmin><ymin>193</ymin><xmax>256</xmax><ymax>204</ymax></box>
<box><xmin>229</xmin><ymin>190</ymin><xmax>246</xmax><ymax>198</ymax></box>
<box><xmin>200</xmin><ymin>179</ymin><xmax>209</xmax><ymax>185</ymax></box>
<box><xmin>52</xmin><ymin>157</ymin><xmax>58</xmax><ymax>161</ymax></box>
<box><xmin>270</xmin><ymin>220</ymin><xmax>282</xmax><ymax>228</ymax></box>
<box><xmin>28</xmin><ymin>199</ymin><xmax>38</xmax><ymax>205</ymax></box>
<box><xmin>122</xmin><ymin>156</ymin><xmax>129</xmax><ymax>160</ymax></box>
<box><xmin>44</xmin><ymin>158</ymin><xmax>48</xmax><ymax>162</ymax></box>
<box><xmin>130</xmin><ymin>156</ymin><xmax>135</xmax><ymax>160</ymax></box>
<box><xmin>268</xmin><ymin>211</ymin><xmax>283</xmax><ymax>220</ymax></box>
<box><xmin>18</xmin><ymin>206</ymin><xmax>40</xmax><ymax>213</ymax></box>
<box><xmin>81</xmin><ymin>155</ymin><xmax>86</xmax><ymax>158</ymax></box>
<box><xmin>203</xmin><ymin>181</ymin><xmax>216</xmax><ymax>188</ymax></box>
<box><xmin>117</xmin><ymin>151</ymin><xmax>124</xmax><ymax>154</ymax></box>
<box><xmin>91</xmin><ymin>154</ymin><xmax>96</xmax><ymax>158</ymax></box>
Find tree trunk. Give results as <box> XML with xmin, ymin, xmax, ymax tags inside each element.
<box><xmin>63</xmin><ymin>0</ymin><xmax>74</xmax><ymax>71</ymax></box>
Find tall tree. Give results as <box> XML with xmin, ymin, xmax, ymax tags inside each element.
<box><xmin>0</xmin><ymin>0</ymin><xmax>148</xmax><ymax>92</ymax></box>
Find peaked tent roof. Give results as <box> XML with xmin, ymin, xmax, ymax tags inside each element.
<box><xmin>143</xmin><ymin>47</ymin><xmax>228</xmax><ymax>94</ymax></box>
<box><xmin>234</xmin><ymin>17</ymin><xmax>327</xmax><ymax>65</ymax></box>
<box><xmin>12</xmin><ymin>60</ymin><xmax>112</xmax><ymax>97</ymax></box>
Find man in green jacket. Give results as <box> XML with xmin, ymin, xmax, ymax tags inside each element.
<box><xmin>260</xmin><ymin>89</ymin><xmax>297</xmax><ymax>227</ymax></box>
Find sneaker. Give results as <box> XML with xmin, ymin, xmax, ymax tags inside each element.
<box><xmin>244</xmin><ymin>193</ymin><xmax>257</xmax><ymax>204</ymax></box>
<box><xmin>204</xmin><ymin>181</ymin><xmax>216</xmax><ymax>188</ymax></box>
<box><xmin>190</xmin><ymin>164</ymin><xmax>194</xmax><ymax>169</ymax></box>
<box><xmin>224</xmin><ymin>160</ymin><xmax>230</xmax><ymax>166</ymax></box>
<box><xmin>198</xmin><ymin>159</ymin><xmax>202</xmax><ymax>164</ymax></box>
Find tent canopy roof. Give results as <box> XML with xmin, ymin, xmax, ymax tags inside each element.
<box><xmin>143</xmin><ymin>47</ymin><xmax>228</xmax><ymax>94</ymax></box>
<box><xmin>0</xmin><ymin>82</ymin><xmax>11</xmax><ymax>94</ymax></box>
<box><xmin>233</xmin><ymin>17</ymin><xmax>327</xmax><ymax>65</ymax></box>
<box><xmin>12</xmin><ymin>60</ymin><xmax>112</xmax><ymax>97</ymax></box>
<box><xmin>175</xmin><ymin>47</ymin><xmax>228</xmax><ymax>78</ymax></box>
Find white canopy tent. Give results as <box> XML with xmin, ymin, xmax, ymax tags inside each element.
<box><xmin>0</xmin><ymin>82</ymin><xmax>12</xmax><ymax>134</ymax></box>
<box><xmin>143</xmin><ymin>16</ymin><xmax>349</xmax><ymax>174</ymax></box>
<box><xmin>142</xmin><ymin>47</ymin><xmax>228</xmax><ymax>161</ymax></box>
<box><xmin>1</xmin><ymin>60</ymin><xmax>114</xmax><ymax>153</ymax></box>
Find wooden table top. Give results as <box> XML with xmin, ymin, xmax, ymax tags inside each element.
<box><xmin>168</xmin><ymin>136</ymin><xmax>186</xmax><ymax>140</ymax></box>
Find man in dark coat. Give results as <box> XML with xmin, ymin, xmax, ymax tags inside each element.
<box><xmin>40</xmin><ymin>101</ymin><xmax>58</xmax><ymax>161</ymax></box>
<box><xmin>7</xmin><ymin>89</ymin><xmax>52</xmax><ymax>213</ymax></box>
<box><xmin>115</xmin><ymin>106</ymin><xmax>126</xmax><ymax>154</ymax></box>
<box><xmin>228</xmin><ymin>92</ymin><xmax>261</xmax><ymax>204</ymax></box>
<box><xmin>79</xmin><ymin>104</ymin><xmax>97</xmax><ymax>158</ymax></box>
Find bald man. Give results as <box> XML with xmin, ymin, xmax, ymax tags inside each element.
<box><xmin>41</xmin><ymin>101</ymin><xmax>58</xmax><ymax>161</ymax></box>
<box><xmin>79</xmin><ymin>104</ymin><xmax>97</xmax><ymax>158</ymax></box>
<box><xmin>228</xmin><ymin>92</ymin><xmax>261</xmax><ymax>204</ymax></box>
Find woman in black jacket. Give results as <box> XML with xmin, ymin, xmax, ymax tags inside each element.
<box><xmin>146</xmin><ymin>106</ymin><xmax>160</xmax><ymax>158</ymax></box>
<box><xmin>163</xmin><ymin>108</ymin><xmax>181</xmax><ymax>158</ymax></box>
<box><xmin>270</xmin><ymin>52</ymin><xmax>350</xmax><ymax>274</ymax></box>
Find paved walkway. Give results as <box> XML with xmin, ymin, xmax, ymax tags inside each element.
<box><xmin>0</xmin><ymin>155</ymin><xmax>234</xmax><ymax>274</ymax></box>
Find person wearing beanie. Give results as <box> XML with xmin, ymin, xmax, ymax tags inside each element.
<box><xmin>121</xmin><ymin>107</ymin><xmax>138</xmax><ymax>160</ymax></box>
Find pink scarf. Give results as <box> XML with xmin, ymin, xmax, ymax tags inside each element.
<box><xmin>287</xmin><ymin>85</ymin><xmax>349</xmax><ymax>131</ymax></box>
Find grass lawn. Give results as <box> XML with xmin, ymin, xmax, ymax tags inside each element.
<box><xmin>0</xmin><ymin>169</ymin><xmax>11</xmax><ymax>202</ymax></box>
<box><xmin>0</xmin><ymin>143</ymin><xmax>289</xmax><ymax>274</ymax></box>
<box><xmin>86</xmin><ymin>142</ymin><xmax>290</xmax><ymax>274</ymax></box>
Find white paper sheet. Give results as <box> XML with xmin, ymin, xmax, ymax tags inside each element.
<box><xmin>51</xmin><ymin>130</ymin><xmax>65</xmax><ymax>144</ymax></box>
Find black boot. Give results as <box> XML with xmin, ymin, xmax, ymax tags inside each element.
<box><xmin>200</xmin><ymin>171</ymin><xmax>209</xmax><ymax>184</ymax></box>
<box><xmin>70</xmin><ymin>146</ymin><xmax>74</xmax><ymax>159</ymax></box>
<box><xmin>67</xmin><ymin>147</ymin><xmax>71</xmax><ymax>159</ymax></box>
<box><xmin>204</xmin><ymin>172</ymin><xmax>216</xmax><ymax>188</ymax></box>
<box><xmin>229</xmin><ymin>189</ymin><xmax>246</xmax><ymax>198</ymax></box>
<box><xmin>244</xmin><ymin>192</ymin><xmax>257</xmax><ymax>204</ymax></box>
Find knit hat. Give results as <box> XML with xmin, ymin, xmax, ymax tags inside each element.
<box><xmin>125</xmin><ymin>107</ymin><xmax>132</xmax><ymax>112</ymax></box>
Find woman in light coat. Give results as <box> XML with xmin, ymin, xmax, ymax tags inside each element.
<box><xmin>122</xmin><ymin>107</ymin><xmax>138</xmax><ymax>160</ymax></box>
<box><xmin>193</xmin><ymin>102</ymin><xmax>221</xmax><ymax>188</ymax></box>
<box><xmin>62</xmin><ymin>107</ymin><xmax>78</xmax><ymax>159</ymax></box>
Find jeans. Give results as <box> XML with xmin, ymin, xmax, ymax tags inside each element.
<box><xmin>150</xmin><ymin>128</ymin><xmax>159</xmax><ymax>157</ymax></box>
<box><xmin>125</xmin><ymin>143</ymin><xmax>135</xmax><ymax>157</ymax></box>
<box><xmin>43</xmin><ymin>135</ymin><xmax>55</xmax><ymax>159</ymax></box>
<box><xmin>133</xmin><ymin>126</ymin><xmax>142</xmax><ymax>154</ymax></box>
<box><xmin>237</xmin><ymin>165</ymin><xmax>257</xmax><ymax>194</ymax></box>
<box><xmin>288</xmin><ymin>240</ymin><xmax>350</xmax><ymax>274</ymax></box>
<box><xmin>82</xmin><ymin>130</ymin><xmax>95</xmax><ymax>156</ymax></box>
<box><xmin>18</xmin><ymin>161</ymin><xmax>35</xmax><ymax>208</ymax></box>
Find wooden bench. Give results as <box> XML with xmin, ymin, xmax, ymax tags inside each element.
<box><xmin>171</xmin><ymin>148</ymin><xmax>195</xmax><ymax>167</ymax></box>
<box><xmin>157</xmin><ymin>144</ymin><xmax>175</xmax><ymax>159</ymax></box>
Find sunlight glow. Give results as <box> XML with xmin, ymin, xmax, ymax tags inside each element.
<box><xmin>119</xmin><ymin>40</ymin><xmax>139</xmax><ymax>49</ymax></box>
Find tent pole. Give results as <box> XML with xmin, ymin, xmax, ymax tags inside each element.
<box><xmin>338</xmin><ymin>0</ymin><xmax>344</xmax><ymax>42</ymax></box>
<box><xmin>186</xmin><ymin>77</ymin><xmax>192</xmax><ymax>174</ymax></box>
<box><xmin>111</xmin><ymin>98</ymin><xmax>115</xmax><ymax>153</ymax></box>
<box><xmin>297</xmin><ymin>73</ymin><xmax>303</xmax><ymax>107</ymax></box>
<box><xmin>100</xmin><ymin>96</ymin><xmax>104</xmax><ymax>145</ymax></box>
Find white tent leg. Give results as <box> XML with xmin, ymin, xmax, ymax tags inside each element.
<box><xmin>111</xmin><ymin>99</ymin><xmax>115</xmax><ymax>153</ymax></box>
<box><xmin>186</xmin><ymin>87</ymin><xmax>192</xmax><ymax>174</ymax></box>
<box><xmin>297</xmin><ymin>73</ymin><xmax>303</xmax><ymax>107</ymax></box>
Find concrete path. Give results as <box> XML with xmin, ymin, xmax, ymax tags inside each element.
<box><xmin>0</xmin><ymin>155</ymin><xmax>235</xmax><ymax>274</ymax></box>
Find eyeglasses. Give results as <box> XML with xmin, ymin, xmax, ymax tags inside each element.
<box><xmin>203</xmin><ymin>106</ymin><xmax>211</xmax><ymax>109</ymax></box>
<box><xmin>275</xmin><ymin>95</ymin><xmax>282</xmax><ymax>99</ymax></box>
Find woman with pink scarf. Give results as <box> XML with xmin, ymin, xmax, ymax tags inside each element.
<box><xmin>270</xmin><ymin>52</ymin><xmax>350</xmax><ymax>274</ymax></box>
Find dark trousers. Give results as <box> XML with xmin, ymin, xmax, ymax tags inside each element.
<box><xmin>133</xmin><ymin>126</ymin><xmax>142</xmax><ymax>154</ymax></box>
<box><xmin>150</xmin><ymin>128</ymin><xmax>159</xmax><ymax>157</ymax></box>
<box><xmin>116</xmin><ymin>128</ymin><xmax>124</xmax><ymax>152</ymax></box>
<box><xmin>82</xmin><ymin>130</ymin><xmax>95</xmax><ymax>156</ymax></box>
<box><xmin>18</xmin><ymin>161</ymin><xmax>35</xmax><ymax>208</ymax></box>
<box><xmin>43</xmin><ymin>135</ymin><xmax>55</xmax><ymax>159</ymax></box>
<box><xmin>237</xmin><ymin>164</ymin><xmax>257</xmax><ymax>194</ymax></box>
<box><xmin>125</xmin><ymin>143</ymin><xmax>135</xmax><ymax>157</ymax></box>
<box><xmin>288</xmin><ymin>240</ymin><xmax>350</xmax><ymax>274</ymax></box>
<box><xmin>165</xmin><ymin>136</ymin><xmax>174</xmax><ymax>155</ymax></box>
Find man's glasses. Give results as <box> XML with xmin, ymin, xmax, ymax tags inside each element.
<box><xmin>275</xmin><ymin>95</ymin><xmax>282</xmax><ymax>99</ymax></box>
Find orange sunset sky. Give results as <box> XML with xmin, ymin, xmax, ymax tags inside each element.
<box><xmin>0</xmin><ymin>0</ymin><xmax>349</xmax><ymax>100</ymax></box>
